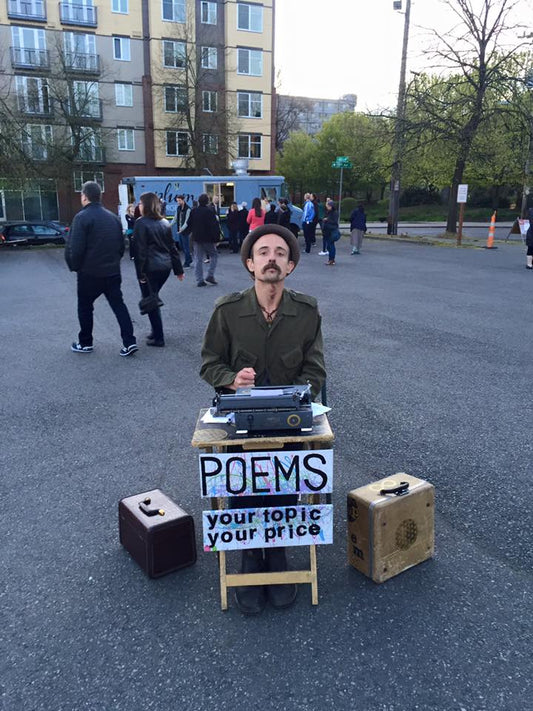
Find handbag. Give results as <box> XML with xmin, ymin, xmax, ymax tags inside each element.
<box><xmin>139</xmin><ymin>282</ymin><xmax>164</xmax><ymax>315</ymax></box>
<box><xmin>331</xmin><ymin>228</ymin><xmax>341</xmax><ymax>242</ymax></box>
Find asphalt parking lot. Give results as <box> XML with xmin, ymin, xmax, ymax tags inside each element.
<box><xmin>2</xmin><ymin>237</ymin><xmax>532</xmax><ymax>711</ymax></box>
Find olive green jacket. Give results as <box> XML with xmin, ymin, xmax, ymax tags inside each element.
<box><xmin>200</xmin><ymin>287</ymin><xmax>326</xmax><ymax>399</ymax></box>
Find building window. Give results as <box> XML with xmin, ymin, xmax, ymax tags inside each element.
<box><xmin>16</xmin><ymin>76</ymin><xmax>50</xmax><ymax>115</ymax></box>
<box><xmin>238</xmin><ymin>133</ymin><xmax>261</xmax><ymax>159</ymax></box>
<box><xmin>202</xmin><ymin>90</ymin><xmax>217</xmax><ymax>112</ymax></box>
<box><xmin>71</xmin><ymin>80</ymin><xmax>100</xmax><ymax>118</ymax></box>
<box><xmin>163</xmin><ymin>40</ymin><xmax>186</xmax><ymax>68</ymax></box>
<box><xmin>162</xmin><ymin>0</ymin><xmax>185</xmax><ymax>22</ymax></box>
<box><xmin>73</xmin><ymin>126</ymin><xmax>103</xmax><ymax>162</ymax></box>
<box><xmin>74</xmin><ymin>170</ymin><xmax>104</xmax><ymax>192</ymax></box>
<box><xmin>117</xmin><ymin>128</ymin><xmax>135</xmax><ymax>151</ymax></box>
<box><xmin>115</xmin><ymin>83</ymin><xmax>133</xmax><ymax>106</ymax></box>
<box><xmin>113</xmin><ymin>36</ymin><xmax>130</xmax><ymax>61</ymax></box>
<box><xmin>238</xmin><ymin>91</ymin><xmax>262</xmax><ymax>118</ymax></box>
<box><xmin>112</xmin><ymin>0</ymin><xmax>128</xmax><ymax>12</ymax></box>
<box><xmin>165</xmin><ymin>85</ymin><xmax>188</xmax><ymax>112</ymax></box>
<box><xmin>166</xmin><ymin>130</ymin><xmax>188</xmax><ymax>156</ymax></box>
<box><xmin>203</xmin><ymin>134</ymin><xmax>218</xmax><ymax>154</ymax></box>
<box><xmin>237</xmin><ymin>48</ymin><xmax>262</xmax><ymax>76</ymax></box>
<box><xmin>201</xmin><ymin>1</ymin><xmax>217</xmax><ymax>24</ymax></box>
<box><xmin>201</xmin><ymin>47</ymin><xmax>217</xmax><ymax>70</ymax></box>
<box><xmin>11</xmin><ymin>26</ymin><xmax>48</xmax><ymax>68</ymax></box>
<box><xmin>21</xmin><ymin>124</ymin><xmax>52</xmax><ymax>160</ymax></box>
<box><xmin>237</xmin><ymin>3</ymin><xmax>263</xmax><ymax>32</ymax></box>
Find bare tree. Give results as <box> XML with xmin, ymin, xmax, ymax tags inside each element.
<box><xmin>407</xmin><ymin>0</ymin><xmax>529</xmax><ymax>232</ymax></box>
<box><xmin>275</xmin><ymin>94</ymin><xmax>313</xmax><ymax>153</ymax></box>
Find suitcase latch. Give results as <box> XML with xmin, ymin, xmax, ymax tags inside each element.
<box><xmin>379</xmin><ymin>482</ymin><xmax>409</xmax><ymax>497</ymax></box>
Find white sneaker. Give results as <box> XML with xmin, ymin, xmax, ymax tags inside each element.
<box><xmin>318</xmin><ymin>251</ymin><xmax>327</xmax><ymax>256</ymax></box>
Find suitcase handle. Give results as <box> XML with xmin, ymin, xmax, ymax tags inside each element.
<box><xmin>380</xmin><ymin>482</ymin><xmax>409</xmax><ymax>497</ymax></box>
<box><xmin>139</xmin><ymin>498</ymin><xmax>165</xmax><ymax>517</ymax></box>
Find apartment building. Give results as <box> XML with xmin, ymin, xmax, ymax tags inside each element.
<box><xmin>277</xmin><ymin>93</ymin><xmax>357</xmax><ymax>140</ymax></box>
<box><xmin>0</xmin><ymin>0</ymin><xmax>275</xmax><ymax>221</ymax></box>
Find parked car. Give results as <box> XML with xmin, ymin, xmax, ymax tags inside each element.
<box><xmin>0</xmin><ymin>221</ymin><xmax>69</xmax><ymax>246</ymax></box>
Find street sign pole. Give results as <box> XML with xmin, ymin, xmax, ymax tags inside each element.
<box><xmin>338</xmin><ymin>166</ymin><xmax>344</xmax><ymax>215</ymax></box>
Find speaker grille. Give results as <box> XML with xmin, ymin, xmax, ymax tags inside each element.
<box><xmin>395</xmin><ymin>518</ymin><xmax>418</xmax><ymax>550</ymax></box>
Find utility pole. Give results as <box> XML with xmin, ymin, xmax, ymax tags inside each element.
<box><xmin>388</xmin><ymin>0</ymin><xmax>411</xmax><ymax>236</ymax></box>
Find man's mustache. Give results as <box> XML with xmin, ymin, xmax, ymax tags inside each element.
<box><xmin>262</xmin><ymin>261</ymin><xmax>281</xmax><ymax>274</ymax></box>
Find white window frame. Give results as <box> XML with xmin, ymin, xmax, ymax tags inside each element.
<box><xmin>72</xmin><ymin>80</ymin><xmax>100</xmax><ymax>117</ymax></box>
<box><xmin>163</xmin><ymin>40</ymin><xmax>186</xmax><ymax>68</ymax></box>
<box><xmin>115</xmin><ymin>83</ymin><xmax>133</xmax><ymax>107</ymax></box>
<box><xmin>111</xmin><ymin>0</ymin><xmax>128</xmax><ymax>13</ymax></box>
<box><xmin>201</xmin><ymin>1</ymin><xmax>217</xmax><ymax>24</ymax></box>
<box><xmin>113</xmin><ymin>36</ymin><xmax>130</xmax><ymax>61</ymax></box>
<box><xmin>203</xmin><ymin>134</ymin><xmax>218</xmax><ymax>155</ymax></box>
<box><xmin>237</xmin><ymin>48</ymin><xmax>262</xmax><ymax>76</ymax></box>
<box><xmin>16</xmin><ymin>75</ymin><xmax>50</xmax><ymax>114</ymax></box>
<box><xmin>74</xmin><ymin>126</ymin><xmax>103</xmax><ymax>162</ymax></box>
<box><xmin>166</xmin><ymin>130</ymin><xmax>189</xmax><ymax>156</ymax></box>
<box><xmin>237</xmin><ymin>91</ymin><xmax>262</xmax><ymax>118</ymax></box>
<box><xmin>164</xmin><ymin>85</ymin><xmax>188</xmax><ymax>112</ymax></box>
<box><xmin>22</xmin><ymin>123</ymin><xmax>52</xmax><ymax>160</ymax></box>
<box><xmin>201</xmin><ymin>46</ymin><xmax>217</xmax><ymax>70</ymax></box>
<box><xmin>237</xmin><ymin>3</ymin><xmax>263</xmax><ymax>32</ymax></box>
<box><xmin>74</xmin><ymin>171</ymin><xmax>104</xmax><ymax>192</ymax></box>
<box><xmin>238</xmin><ymin>133</ymin><xmax>261</xmax><ymax>159</ymax></box>
<box><xmin>162</xmin><ymin>0</ymin><xmax>185</xmax><ymax>23</ymax></box>
<box><xmin>117</xmin><ymin>128</ymin><xmax>135</xmax><ymax>151</ymax></box>
<box><xmin>202</xmin><ymin>90</ymin><xmax>217</xmax><ymax>112</ymax></box>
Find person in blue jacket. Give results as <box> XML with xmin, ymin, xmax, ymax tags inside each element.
<box><xmin>350</xmin><ymin>203</ymin><xmax>367</xmax><ymax>254</ymax></box>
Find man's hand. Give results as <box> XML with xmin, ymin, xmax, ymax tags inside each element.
<box><xmin>232</xmin><ymin>367</ymin><xmax>256</xmax><ymax>390</ymax></box>
<box><xmin>177</xmin><ymin>274</ymin><xmax>184</xmax><ymax>281</ymax></box>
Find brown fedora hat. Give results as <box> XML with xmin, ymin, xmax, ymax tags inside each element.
<box><xmin>240</xmin><ymin>224</ymin><xmax>300</xmax><ymax>274</ymax></box>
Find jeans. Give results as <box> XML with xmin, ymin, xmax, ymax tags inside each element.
<box><xmin>228</xmin><ymin>230</ymin><xmax>240</xmax><ymax>253</ymax></box>
<box><xmin>77</xmin><ymin>273</ymin><xmax>135</xmax><ymax>348</ymax></box>
<box><xmin>194</xmin><ymin>242</ymin><xmax>218</xmax><ymax>284</ymax></box>
<box><xmin>303</xmin><ymin>223</ymin><xmax>314</xmax><ymax>253</ymax></box>
<box><xmin>179</xmin><ymin>232</ymin><xmax>192</xmax><ymax>265</ymax></box>
<box><xmin>140</xmin><ymin>270</ymin><xmax>170</xmax><ymax>342</ymax></box>
<box><xmin>326</xmin><ymin>238</ymin><xmax>336</xmax><ymax>262</ymax></box>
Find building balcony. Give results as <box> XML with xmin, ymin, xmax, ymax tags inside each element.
<box><xmin>59</xmin><ymin>2</ymin><xmax>97</xmax><ymax>26</ymax></box>
<box><xmin>65</xmin><ymin>99</ymin><xmax>103</xmax><ymax>122</ymax></box>
<box><xmin>75</xmin><ymin>147</ymin><xmax>105</xmax><ymax>163</ymax></box>
<box><xmin>8</xmin><ymin>0</ymin><xmax>47</xmax><ymax>21</ymax></box>
<box><xmin>10</xmin><ymin>46</ymin><xmax>50</xmax><ymax>71</ymax></box>
<box><xmin>63</xmin><ymin>52</ymin><xmax>101</xmax><ymax>75</ymax></box>
<box><xmin>17</xmin><ymin>98</ymin><xmax>54</xmax><ymax>118</ymax></box>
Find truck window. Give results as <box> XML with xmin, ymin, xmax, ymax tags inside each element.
<box><xmin>260</xmin><ymin>186</ymin><xmax>278</xmax><ymax>202</ymax></box>
<box><xmin>204</xmin><ymin>182</ymin><xmax>235</xmax><ymax>211</ymax></box>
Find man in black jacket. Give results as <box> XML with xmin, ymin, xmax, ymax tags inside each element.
<box><xmin>65</xmin><ymin>181</ymin><xmax>138</xmax><ymax>356</ymax></box>
<box><xmin>187</xmin><ymin>192</ymin><xmax>220</xmax><ymax>287</ymax></box>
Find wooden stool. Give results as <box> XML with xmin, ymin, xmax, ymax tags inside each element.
<box><xmin>192</xmin><ymin>410</ymin><xmax>334</xmax><ymax>610</ymax></box>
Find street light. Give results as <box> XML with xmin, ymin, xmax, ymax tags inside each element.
<box><xmin>388</xmin><ymin>0</ymin><xmax>411</xmax><ymax>236</ymax></box>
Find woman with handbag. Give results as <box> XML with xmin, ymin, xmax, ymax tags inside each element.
<box><xmin>321</xmin><ymin>200</ymin><xmax>340</xmax><ymax>266</ymax></box>
<box><xmin>133</xmin><ymin>192</ymin><xmax>184</xmax><ymax>347</ymax></box>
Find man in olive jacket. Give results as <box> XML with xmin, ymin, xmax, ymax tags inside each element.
<box><xmin>65</xmin><ymin>181</ymin><xmax>137</xmax><ymax>356</ymax></box>
<box><xmin>200</xmin><ymin>223</ymin><xmax>326</xmax><ymax>615</ymax></box>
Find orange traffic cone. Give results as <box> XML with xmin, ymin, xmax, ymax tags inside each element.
<box><xmin>485</xmin><ymin>211</ymin><xmax>498</xmax><ymax>249</ymax></box>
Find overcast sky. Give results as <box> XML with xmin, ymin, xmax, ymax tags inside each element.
<box><xmin>274</xmin><ymin>0</ymin><xmax>533</xmax><ymax>112</ymax></box>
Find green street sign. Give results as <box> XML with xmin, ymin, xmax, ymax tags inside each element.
<box><xmin>331</xmin><ymin>156</ymin><xmax>353</xmax><ymax>169</ymax></box>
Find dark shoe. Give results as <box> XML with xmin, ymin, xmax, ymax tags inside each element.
<box><xmin>205</xmin><ymin>276</ymin><xmax>218</xmax><ymax>285</ymax></box>
<box><xmin>197</xmin><ymin>280</ymin><xmax>207</xmax><ymax>287</ymax></box>
<box><xmin>71</xmin><ymin>342</ymin><xmax>93</xmax><ymax>353</ymax></box>
<box><xmin>526</xmin><ymin>265</ymin><xmax>533</xmax><ymax>270</ymax></box>
<box><xmin>146</xmin><ymin>338</ymin><xmax>165</xmax><ymax>347</ymax></box>
<box><xmin>234</xmin><ymin>549</ymin><xmax>266</xmax><ymax>615</ymax></box>
<box><xmin>325</xmin><ymin>260</ymin><xmax>335</xmax><ymax>265</ymax></box>
<box><xmin>120</xmin><ymin>343</ymin><xmax>138</xmax><ymax>357</ymax></box>
<box><xmin>265</xmin><ymin>547</ymin><xmax>298</xmax><ymax>609</ymax></box>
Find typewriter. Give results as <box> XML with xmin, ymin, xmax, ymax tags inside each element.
<box><xmin>212</xmin><ymin>384</ymin><xmax>314</xmax><ymax>434</ymax></box>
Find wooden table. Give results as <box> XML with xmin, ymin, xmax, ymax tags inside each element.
<box><xmin>191</xmin><ymin>410</ymin><xmax>334</xmax><ymax>610</ymax></box>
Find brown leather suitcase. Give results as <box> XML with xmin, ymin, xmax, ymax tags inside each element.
<box><xmin>119</xmin><ymin>489</ymin><xmax>196</xmax><ymax>578</ymax></box>
<box><xmin>347</xmin><ymin>473</ymin><xmax>434</xmax><ymax>583</ymax></box>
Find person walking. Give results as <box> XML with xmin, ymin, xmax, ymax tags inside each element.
<box><xmin>188</xmin><ymin>193</ymin><xmax>220</xmax><ymax>287</ymax></box>
<box><xmin>246</xmin><ymin>197</ymin><xmax>266</xmax><ymax>232</ymax></box>
<box><xmin>525</xmin><ymin>208</ymin><xmax>533</xmax><ymax>269</ymax></box>
<box><xmin>125</xmin><ymin>203</ymin><xmax>136</xmax><ymax>260</ymax></box>
<box><xmin>277</xmin><ymin>198</ymin><xmax>292</xmax><ymax>231</ymax></box>
<box><xmin>321</xmin><ymin>200</ymin><xmax>339</xmax><ymax>266</ymax></box>
<box><xmin>171</xmin><ymin>194</ymin><xmax>192</xmax><ymax>267</ymax></box>
<box><xmin>238</xmin><ymin>202</ymin><xmax>249</xmax><ymax>244</ymax></box>
<box><xmin>226</xmin><ymin>202</ymin><xmax>241</xmax><ymax>253</ymax></box>
<box><xmin>133</xmin><ymin>192</ymin><xmax>184</xmax><ymax>347</ymax></box>
<box><xmin>65</xmin><ymin>181</ymin><xmax>138</xmax><ymax>357</ymax></box>
<box><xmin>350</xmin><ymin>203</ymin><xmax>367</xmax><ymax>254</ymax></box>
<box><xmin>302</xmin><ymin>193</ymin><xmax>316</xmax><ymax>253</ymax></box>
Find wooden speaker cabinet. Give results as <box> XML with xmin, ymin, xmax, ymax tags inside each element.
<box><xmin>347</xmin><ymin>473</ymin><xmax>434</xmax><ymax>583</ymax></box>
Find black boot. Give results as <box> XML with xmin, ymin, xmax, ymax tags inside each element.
<box><xmin>234</xmin><ymin>549</ymin><xmax>266</xmax><ymax>615</ymax></box>
<box><xmin>265</xmin><ymin>547</ymin><xmax>298</xmax><ymax>609</ymax></box>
